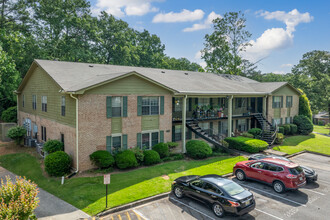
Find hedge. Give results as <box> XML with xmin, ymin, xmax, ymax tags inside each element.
<box><xmin>278</xmin><ymin>126</ymin><xmax>284</xmax><ymax>134</ymax></box>
<box><xmin>43</xmin><ymin>140</ymin><xmax>64</xmax><ymax>154</ymax></box>
<box><xmin>275</xmin><ymin>133</ymin><xmax>285</xmax><ymax>144</ymax></box>
<box><xmin>115</xmin><ymin>150</ymin><xmax>138</xmax><ymax>169</ymax></box>
<box><xmin>282</xmin><ymin>125</ymin><xmax>291</xmax><ymax>135</ymax></box>
<box><xmin>89</xmin><ymin>150</ymin><xmax>115</xmax><ymax>169</ymax></box>
<box><xmin>143</xmin><ymin>150</ymin><xmax>161</xmax><ymax>165</ymax></box>
<box><xmin>152</xmin><ymin>143</ymin><xmax>169</xmax><ymax>158</ymax></box>
<box><xmin>289</xmin><ymin>124</ymin><xmax>298</xmax><ymax>135</ymax></box>
<box><xmin>44</xmin><ymin>151</ymin><xmax>71</xmax><ymax>176</ymax></box>
<box><xmin>293</xmin><ymin>115</ymin><xmax>313</xmax><ymax>135</ymax></box>
<box><xmin>186</xmin><ymin>140</ymin><xmax>212</xmax><ymax>159</ymax></box>
<box><xmin>224</xmin><ymin>137</ymin><xmax>268</xmax><ymax>153</ymax></box>
<box><xmin>248</xmin><ymin>128</ymin><xmax>262</xmax><ymax>138</ymax></box>
<box><xmin>241</xmin><ymin>132</ymin><xmax>254</xmax><ymax>138</ymax></box>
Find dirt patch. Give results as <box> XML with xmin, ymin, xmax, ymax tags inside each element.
<box><xmin>0</xmin><ymin>141</ymin><xmax>36</xmax><ymax>156</ymax></box>
<box><xmin>161</xmin><ymin>175</ymin><xmax>169</xmax><ymax>180</ymax></box>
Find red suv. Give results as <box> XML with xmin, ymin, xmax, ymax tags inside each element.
<box><xmin>234</xmin><ymin>158</ymin><xmax>306</xmax><ymax>193</ymax></box>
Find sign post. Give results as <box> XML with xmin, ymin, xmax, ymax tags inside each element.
<box><xmin>104</xmin><ymin>174</ymin><xmax>111</xmax><ymax>208</ymax></box>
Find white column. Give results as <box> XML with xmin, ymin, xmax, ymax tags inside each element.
<box><xmin>182</xmin><ymin>95</ymin><xmax>187</xmax><ymax>153</ymax></box>
<box><xmin>228</xmin><ymin>96</ymin><xmax>233</xmax><ymax>137</ymax></box>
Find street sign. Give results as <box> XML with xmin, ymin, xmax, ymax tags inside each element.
<box><xmin>104</xmin><ymin>174</ymin><xmax>110</xmax><ymax>184</ymax></box>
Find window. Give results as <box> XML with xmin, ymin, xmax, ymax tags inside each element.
<box><xmin>286</xmin><ymin>96</ymin><xmax>293</xmax><ymax>108</ymax></box>
<box><xmin>203</xmin><ymin>183</ymin><xmax>220</xmax><ymax>194</ymax></box>
<box><xmin>285</xmin><ymin>117</ymin><xmax>292</xmax><ymax>124</ymax></box>
<box><xmin>22</xmin><ymin>95</ymin><xmax>25</xmax><ymax>107</ymax></box>
<box><xmin>42</xmin><ymin>96</ymin><xmax>47</xmax><ymax>112</ymax></box>
<box><xmin>174</xmin><ymin>125</ymin><xmax>182</xmax><ymax>141</ymax></box>
<box><xmin>273</xmin><ymin>118</ymin><xmax>282</xmax><ymax>126</ymax></box>
<box><xmin>41</xmin><ymin>126</ymin><xmax>47</xmax><ymax>142</ymax></box>
<box><xmin>174</xmin><ymin>97</ymin><xmax>182</xmax><ymax>112</ymax></box>
<box><xmin>198</xmin><ymin>98</ymin><xmax>209</xmax><ymax>106</ymax></box>
<box><xmin>61</xmin><ymin>96</ymin><xmax>66</xmax><ymax>116</ymax></box>
<box><xmin>251</xmin><ymin>162</ymin><xmax>264</xmax><ymax>169</ymax></box>
<box><xmin>235</xmin><ymin>98</ymin><xmax>247</xmax><ymax>108</ymax></box>
<box><xmin>151</xmin><ymin>132</ymin><xmax>159</xmax><ymax>146</ymax></box>
<box><xmin>112</xmin><ymin>136</ymin><xmax>122</xmax><ymax>153</ymax></box>
<box><xmin>237</xmin><ymin>119</ymin><xmax>248</xmax><ymax>132</ymax></box>
<box><xmin>191</xmin><ymin>180</ymin><xmax>203</xmax><ymax>188</ymax></box>
<box><xmin>273</xmin><ymin>96</ymin><xmax>283</xmax><ymax>108</ymax></box>
<box><xmin>32</xmin><ymin>95</ymin><xmax>37</xmax><ymax>110</ymax></box>
<box><xmin>141</xmin><ymin>131</ymin><xmax>159</xmax><ymax>149</ymax></box>
<box><xmin>60</xmin><ymin>133</ymin><xmax>64</xmax><ymax>146</ymax></box>
<box><xmin>142</xmin><ymin>97</ymin><xmax>159</xmax><ymax>115</ymax></box>
<box><xmin>112</xmin><ymin>97</ymin><xmax>122</xmax><ymax>117</ymax></box>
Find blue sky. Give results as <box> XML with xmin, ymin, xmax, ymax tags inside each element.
<box><xmin>89</xmin><ymin>0</ymin><xmax>330</xmax><ymax>74</ymax></box>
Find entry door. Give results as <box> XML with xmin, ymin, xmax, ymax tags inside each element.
<box><xmin>257</xmin><ymin>97</ymin><xmax>263</xmax><ymax>113</ymax></box>
<box><xmin>251</xmin><ymin>98</ymin><xmax>256</xmax><ymax>113</ymax></box>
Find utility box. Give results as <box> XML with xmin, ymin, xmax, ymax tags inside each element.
<box><xmin>0</xmin><ymin>123</ymin><xmax>17</xmax><ymax>142</ymax></box>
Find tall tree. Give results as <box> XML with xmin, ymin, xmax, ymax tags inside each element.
<box><xmin>201</xmin><ymin>11</ymin><xmax>251</xmax><ymax>75</ymax></box>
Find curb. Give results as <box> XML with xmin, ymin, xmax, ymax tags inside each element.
<box><xmin>287</xmin><ymin>150</ymin><xmax>330</xmax><ymax>158</ymax></box>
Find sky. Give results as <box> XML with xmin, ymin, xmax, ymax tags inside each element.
<box><xmin>89</xmin><ymin>0</ymin><xmax>330</xmax><ymax>74</ymax></box>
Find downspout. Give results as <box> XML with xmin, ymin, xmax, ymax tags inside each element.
<box><xmin>70</xmin><ymin>93</ymin><xmax>79</xmax><ymax>173</ymax></box>
<box><xmin>182</xmin><ymin>95</ymin><xmax>187</xmax><ymax>153</ymax></box>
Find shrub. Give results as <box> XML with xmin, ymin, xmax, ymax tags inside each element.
<box><xmin>166</xmin><ymin>142</ymin><xmax>179</xmax><ymax>149</ymax></box>
<box><xmin>7</xmin><ymin>126</ymin><xmax>26</xmax><ymax>145</ymax></box>
<box><xmin>224</xmin><ymin>137</ymin><xmax>268</xmax><ymax>153</ymax></box>
<box><xmin>293</xmin><ymin>115</ymin><xmax>313</xmax><ymax>135</ymax></box>
<box><xmin>152</xmin><ymin>142</ymin><xmax>169</xmax><ymax>158</ymax></box>
<box><xmin>326</xmin><ymin>123</ymin><xmax>330</xmax><ymax>128</ymax></box>
<box><xmin>43</xmin><ymin>140</ymin><xmax>64</xmax><ymax>154</ymax></box>
<box><xmin>186</xmin><ymin>140</ymin><xmax>212</xmax><ymax>159</ymax></box>
<box><xmin>144</xmin><ymin>150</ymin><xmax>161</xmax><ymax>165</ymax></box>
<box><xmin>278</xmin><ymin>126</ymin><xmax>284</xmax><ymax>134</ymax></box>
<box><xmin>129</xmin><ymin>147</ymin><xmax>144</xmax><ymax>164</ymax></box>
<box><xmin>289</xmin><ymin>124</ymin><xmax>298</xmax><ymax>134</ymax></box>
<box><xmin>221</xmin><ymin>140</ymin><xmax>229</xmax><ymax>148</ymax></box>
<box><xmin>1</xmin><ymin>106</ymin><xmax>17</xmax><ymax>123</ymax></box>
<box><xmin>44</xmin><ymin>151</ymin><xmax>71</xmax><ymax>176</ymax></box>
<box><xmin>248</xmin><ymin>128</ymin><xmax>262</xmax><ymax>138</ymax></box>
<box><xmin>0</xmin><ymin>176</ymin><xmax>39</xmax><ymax>220</ymax></box>
<box><xmin>89</xmin><ymin>150</ymin><xmax>115</xmax><ymax>169</ymax></box>
<box><xmin>275</xmin><ymin>133</ymin><xmax>285</xmax><ymax>144</ymax></box>
<box><xmin>283</xmin><ymin>125</ymin><xmax>291</xmax><ymax>135</ymax></box>
<box><xmin>318</xmin><ymin>121</ymin><xmax>325</xmax><ymax>126</ymax></box>
<box><xmin>162</xmin><ymin>153</ymin><xmax>184</xmax><ymax>162</ymax></box>
<box><xmin>115</xmin><ymin>150</ymin><xmax>138</xmax><ymax>169</ymax></box>
<box><xmin>298</xmin><ymin>89</ymin><xmax>312</xmax><ymax>121</ymax></box>
<box><xmin>241</xmin><ymin>132</ymin><xmax>254</xmax><ymax>138</ymax></box>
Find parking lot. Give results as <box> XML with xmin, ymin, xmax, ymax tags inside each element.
<box><xmin>101</xmin><ymin>152</ymin><xmax>330</xmax><ymax>220</ymax></box>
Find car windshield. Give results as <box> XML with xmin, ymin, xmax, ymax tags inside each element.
<box><xmin>289</xmin><ymin>166</ymin><xmax>303</xmax><ymax>175</ymax></box>
<box><xmin>222</xmin><ymin>182</ymin><xmax>245</xmax><ymax>196</ymax></box>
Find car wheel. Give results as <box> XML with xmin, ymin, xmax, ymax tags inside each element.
<box><xmin>212</xmin><ymin>202</ymin><xmax>225</xmax><ymax>218</ymax></box>
<box><xmin>235</xmin><ymin>170</ymin><xmax>246</xmax><ymax>181</ymax></box>
<box><xmin>174</xmin><ymin>186</ymin><xmax>184</xmax><ymax>198</ymax></box>
<box><xmin>273</xmin><ymin>181</ymin><xmax>285</xmax><ymax>193</ymax></box>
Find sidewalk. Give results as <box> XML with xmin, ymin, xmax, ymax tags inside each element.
<box><xmin>0</xmin><ymin>166</ymin><xmax>90</xmax><ymax>220</ymax></box>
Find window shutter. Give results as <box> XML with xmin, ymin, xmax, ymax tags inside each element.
<box><xmin>122</xmin><ymin>134</ymin><xmax>128</xmax><ymax>150</ymax></box>
<box><xmin>281</xmin><ymin>96</ymin><xmax>283</xmax><ymax>108</ymax></box>
<box><xmin>137</xmin><ymin>133</ymin><xmax>141</xmax><ymax>148</ymax></box>
<box><xmin>106</xmin><ymin>136</ymin><xmax>112</xmax><ymax>153</ymax></box>
<box><xmin>160</xmin><ymin>130</ymin><xmax>164</xmax><ymax>143</ymax></box>
<box><xmin>218</xmin><ymin>121</ymin><xmax>221</xmax><ymax>134</ymax></box>
<box><xmin>280</xmin><ymin>118</ymin><xmax>283</xmax><ymax>125</ymax></box>
<box><xmin>272</xmin><ymin>96</ymin><xmax>275</xmax><ymax>108</ymax></box>
<box><xmin>210</xmin><ymin>98</ymin><xmax>213</xmax><ymax>107</ymax></box>
<box><xmin>188</xmin><ymin>98</ymin><xmax>192</xmax><ymax>111</ymax></box>
<box><xmin>137</xmin><ymin>96</ymin><xmax>142</xmax><ymax>116</ymax></box>
<box><xmin>123</xmin><ymin>96</ymin><xmax>128</xmax><ymax>117</ymax></box>
<box><xmin>172</xmin><ymin>97</ymin><xmax>175</xmax><ymax>112</ymax></box>
<box><xmin>172</xmin><ymin>126</ymin><xmax>175</xmax><ymax>142</ymax></box>
<box><xmin>160</xmin><ymin>96</ymin><xmax>164</xmax><ymax>115</ymax></box>
<box><xmin>272</xmin><ymin>119</ymin><xmax>275</xmax><ymax>126</ymax></box>
<box><xmin>106</xmin><ymin>96</ymin><xmax>112</xmax><ymax>118</ymax></box>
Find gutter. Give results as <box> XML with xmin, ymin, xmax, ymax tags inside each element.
<box><xmin>69</xmin><ymin>93</ymin><xmax>79</xmax><ymax>173</ymax></box>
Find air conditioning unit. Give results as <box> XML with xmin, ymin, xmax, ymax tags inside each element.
<box><xmin>31</xmin><ymin>139</ymin><xmax>36</xmax><ymax>147</ymax></box>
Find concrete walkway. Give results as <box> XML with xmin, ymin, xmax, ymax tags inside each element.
<box><xmin>0</xmin><ymin>166</ymin><xmax>90</xmax><ymax>220</ymax></box>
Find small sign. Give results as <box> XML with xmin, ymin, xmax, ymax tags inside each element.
<box><xmin>104</xmin><ymin>174</ymin><xmax>110</xmax><ymax>184</ymax></box>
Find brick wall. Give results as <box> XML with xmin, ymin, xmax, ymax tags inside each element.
<box><xmin>267</xmin><ymin>94</ymin><xmax>299</xmax><ymax>123</ymax></box>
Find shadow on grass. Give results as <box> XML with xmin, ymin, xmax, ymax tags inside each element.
<box><xmin>279</xmin><ymin>134</ymin><xmax>315</xmax><ymax>147</ymax></box>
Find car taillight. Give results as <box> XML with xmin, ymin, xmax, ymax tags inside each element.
<box><xmin>286</xmin><ymin>174</ymin><xmax>297</xmax><ymax>179</ymax></box>
<box><xmin>228</xmin><ymin>200</ymin><xmax>240</xmax><ymax>207</ymax></box>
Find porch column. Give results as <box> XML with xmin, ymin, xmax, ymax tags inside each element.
<box><xmin>182</xmin><ymin>95</ymin><xmax>187</xmax><ymax>153</ymax></box>
<box><xmin>228</xmin><ymin>95</ymin><xmax>233</xmax><ymax>137</ymax></box>
<box><xmin>263</xmin><ymin>96</ymin><xmax>267</xmax><ymax>118</ymax></box>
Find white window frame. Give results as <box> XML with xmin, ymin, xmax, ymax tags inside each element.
<box><xmin>111</xmin><ymin>134</ymin><xmax>122</xmax><ymax>152</ymax></box>
<box><xmin>61</xmin><ymin>96</ymin><xmax>66</xmax><ymax>116</ymax></box>
<box><xmin>112</xmin><ymin>96</ymin><xmax>123</xmax><ymax>117</ymax></box>
<box><xmin>41</xmin><ymin>96</ymin><xmax>47</xmax><ymax>112</ymax></box>
<box><xmin>142</xmin><ymin>97</ymin><xmax>160</xmax><ymax>116</ymax></box>
<box><xmin>141</xmin><ymin>130</ymin><xmax>159</xmax><ymax>150</ymax></box>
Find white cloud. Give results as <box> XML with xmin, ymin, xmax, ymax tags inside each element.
<box><xmin>194</xmin><ymin>51</ymin><xmax>202</xmax><ymax>59</ymax></box>
<box><xmin>183</xmin><ymin>11</ymin><xmax>221</xmax><ymax>32</ymax></box>
<box><xmin>92</xmin><ymin>0</ymin><xmax>161</xmax><ymax>17</ymax></box>
<box><xmin>152</xmin><ymin>9</ymin><xmax>204</xmax><ymax>23</ymax></box>
<box><xmin>273</xmin><ymin>70</ymin><xmax>286</xmax><ymax>75</ymax></box>
<box><xmin>242</xmin><ymin>9</ymin><xmax>313</xmax><ymax>62</ymax></box>
<box><xmin>281</xmin><ymin>63</ymin><xmax>293</xmax><ymax>68</ymax></box>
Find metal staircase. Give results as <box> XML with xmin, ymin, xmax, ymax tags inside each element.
<box><xmin>252</xmin><ymin>113</ymin><xmax>277</xmax><ymax>145</ymax></box>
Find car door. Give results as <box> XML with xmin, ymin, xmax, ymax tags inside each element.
<box><xmin>258</xmin><ymin>162</ymin><xmax>276</xmax><ymax>183</ymax></box>
<box><xmin>246</xmin><ymin>162</ymin><xmax>266</xmax><ymax>181</ymax></box>
<box><xmin>200</xmin><ymin>182</ymin><xmax>222</xmax><ymax>204</ymax></box>
<box><xmin>187</xmin><ymin>179</ymin><xmax>205</xmax><ymax>202</ymax></box>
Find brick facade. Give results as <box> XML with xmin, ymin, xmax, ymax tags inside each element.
<box><xmin>267</xmin><ymin>94</ymin><xmax>299</xmax><ymax>124</ymax></box>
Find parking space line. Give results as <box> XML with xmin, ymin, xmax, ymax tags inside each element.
<box><xmin>170</xmin><ymin>197</ymin><xmax>216</xmax><ymax>220</ymax></box>
<box><xmin>302</xmin><ymin>188</ymin><xmax>326</xmax><ymax>196</ymax></box>
<box><xmin>126</xmin><ymin>212</ymin><xmax>131</xmax><ymax>220</ymax></box>
<box><xmin>117</xmin><ymin>214</ymin><xmax>122</xmax><ymax>220</ymax></box>
<box><xmin>318</xmin><ymin>179</ymin><xmax>330</xmax><ymax>185</ymax></box>
<box><xmin>132</xmin><ymin>210</ymin><xmax>141</xmax><ymax>220</ymax></box>
<box><xmin>239</xmin><ymin>183</ymin><xmax>307</xmax><ymax>207</ymax></box>
<box><xmin>255</xmin><ymin>208</ymin><xmax>284</xmax><ymax>220</ymax></box>
<box><xmin>133</xmin><ymin>209</ymin><xmax>148</xmax><ymax>220</ymax></box>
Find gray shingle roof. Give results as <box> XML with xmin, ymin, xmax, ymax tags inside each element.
<box><xmin>33</xmin><ymin>59</ymin><xmax>292</xmax><ymax>95</ymax></box>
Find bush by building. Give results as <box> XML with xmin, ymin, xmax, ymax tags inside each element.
<box><xmin>43</xmin><ymin>140</ymin><xmax>64</xmax><ymax>154</ymax></box>
<box><xmin>275</xmin><ymin>133</ymin><xmax>285</xmax><ymax>144</ymax></box>
<box><xmin>1</xmin><ymin>106</ymin><xmax>17</xmax><ymax>123</ymax></box>
<box><xmin>298</xmin><ymin>89</ymin><xmax>312</xmax><ymax>121</ymax></box>
<box><xmin>129</xmin><ymin>147</ymin><xmax>144</xmax><ymax>164</ymax></box>
<box><xmin>152</xmin><ymin>143</ymin><xmax>169</xmax><ymax>158</ymax></box>
<box><xmin>115</xmin><ymin>150</ymin><xmax>138</xmax><ymax>169</ymax></box>
<box><xmin>289</xmin><ymin>124</ymin><xmax>298</xmax><ymax>134</ymax></box>
<box><xmin>241</xmin><ymin>132</ymin><xmax>254</xmax><ymax>138</ymax></box>
<box><xmin>282</xmin><ymin>125</ymin><xmax>291</xmax><ymax>135</ymax></box>
<box><xmin>7</xmin><ymin>126</ymin><xmax>26</xmax><ymax>145</ymax></box>
<box><xmin>186</xmin><ymin>140</ymin><xmax>212</xmax><ymax>159</ymax></box>
<box><xmin>166</xmin><ymin>142</ymin><xmax>179</xmax><ymax>149</ymax></box>
<box><xmin>44</xmin><ymin>151</ymin><xmax>71</xmax><ymax>176</ymax></box>
<box><xmin>278</xmin><ymin>126</ymin><xmax>284</xmax><ymax>134</ymax></box>
<box><xmin>293</xmin><ymin>115</ymin><xmax>313</xmax><ymax>135</ymax></box>
<box><xmin>247</xmin><ymin>128</ymin><xmax>262</xmax><ymax>138</ymax></box>
<box><xmin>143</xmin><ymin>150</ymin><xmax>161</xmax><ymax>165</ymax></box>
<box><xmin>90</xmin><ymin>150</ymin><xmax>115</xmax><ymax>169</ymax></box>
<box><xmin>224</xmin><ymin>137</ymin><xmax>268</xmax><ymax>153</ymax></box>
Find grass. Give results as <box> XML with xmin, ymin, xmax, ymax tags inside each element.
<box><xmin>273</xmin><ymin>133</ymin><xmax>330</xmax><ymax>155</ymax></box>
<box><xmin>0</xmin><ymin>153</ymin><xmax>245</xmax><ymax>216</ymax></box>
<box><xmin>314</xmin><ymin>125</ymin><xmax>330</xmax><ymax>135</ymax></box>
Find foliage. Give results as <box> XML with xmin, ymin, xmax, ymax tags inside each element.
<box><xmin>298</xmin><ymin>90</ymin><xmax>313</xmax><ymax>120</ymax></box>
<box><xmin>318</xmin><ymin>121</ymin><xmax>325</xmax><ymax>126</ymax></box>
<box><xmin>186</xmin><ymin>140</ymin><xmax>212</xmax><ymax>159</ymax></box>
<box><xmin>89</xmin><ymin>150</ymin><xmax>115</xmax><ymax>169</ymax></box>
<box><xmin>44</xmin><ymin>151</ymin><xmax>71</xmax><ymax>176</ymax></box>
<box><xmin>0</xmin><ymin>176</ymin><xmax>39</xmax><ymax>220</ymax></box>
<box><xmin>1</xmin><ymin>106</ymin><xmax>17</xmax><ymax>122</ymax></box>
<box><xmin>162</xmin><ymin>153</ymin><xmax>185</xmax><ymax>162</ymax></box>
<box><xmin>275</xmin><ymin>133</ymin><xmax>285</xmax><ymax>145</ymax></box>
<box><xmin>241</xmin><ymin>132</ymin><xmax>254</xmax><ymax>138</ymax></box>
<box><xmin>43</xmin><ymin>140</ymin><xmax>64</xmax><ymax>154</ymax></box>
<box><xmin>289</xmin><ymin>124</ymin><xmax>298</xmax><ymax>135</ymax></box>
<box><xmin>224</xmin><ymin>136</ymin><xmax>268</xmax><ymax>153</ymax></box>
<box><xmin>115</xmin><ymin>150</ymin><xmax>138</xmax><ymax>169</ymax></box>
<box><xmin>293</xmin><ymin>115</ymin><xmax>314</xmax><ymax>135</ymax></box>
<box><xmin>283</xmin><ymin>125</ymin><xmax>291</xmax><ymax>135</ymax></box>
<box><xmin>7</xmin><ymin>126</ymin><xmax>26</xmax><ymax>145</ymax></box>
<box><xmin>129</xmin><ymin>147</ymin><xmax>144</xmax><ymax>164</ymax></box>
<box><xmin>143</xmin><ymin>150</ymin><xmax>161</xmax><ymax>166</ymax></box>
<box><xmin>248</xmin><ymin>128</ymin><xmax>262</xmax><ymax>138</ymax></box>
<box><xmin>166</xmin><ymin>142</ymin><xmax>179</xmax><ymax>149</ymax></box>
<box><xmin>326</xmin><ymin>123</ymin><xmax>330</xmax><ymax>128</ymax></box>
<box><xmin>152</xmin><ymin>143</ymin><xmax>169</xmax><ymax>158</ymax></box>
<box><xmin>278</xmin><ymin>126</ymin><xmax>284</xmax><ymax>134</ymax></box>
<box><xmin>202</xmin><ymin>11</ymin><xmax>251</xmax><ymax>75</ymax></box>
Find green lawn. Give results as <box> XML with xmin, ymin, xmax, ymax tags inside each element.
<box><xmin>273</xmin><ymin>133</ymin><xmax>330</xmax><ymax>155</ymax></box>
<box><xmin>314</xmin><ymin>125</ymin><xmax>330</xmax><ymax>135</ymax></box>
<box><xmin>0</xmin><ymin>153</ymin><xmax>245</xmax><ymax>216</ymax></box>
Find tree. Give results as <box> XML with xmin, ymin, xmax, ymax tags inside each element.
<box><xmin>1</xmin><ymin>106</ymin><xmax>17</xmax><ymax>122</ymax></box>
<box><xmin>7</xmin><ymin>126</ymin><xmax>26</xmax><ymax>145</ymax></box>
<box><xmin>201</xmin><ymin>11</ymin><xmax>251</xmax><ymax>75</ymax></box>
<box><xmin>298</xmin><ymin>89</ymin><xmax>313</xmax><ymax>121</ymax></box>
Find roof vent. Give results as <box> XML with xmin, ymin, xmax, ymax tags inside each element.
<box><xmin>89</xmin><ymin>65</ymin><xmax>94</xmax><ymax>67</ymax></box>
<box><xmin>161</xmin><ymin>71</ymin><xmax>165</xmax><ymax>73</ymax></box>
<box><xmin>184</xmin><ymin>72</ymin><xmax>189</xmax><ymax>75</ymax></box>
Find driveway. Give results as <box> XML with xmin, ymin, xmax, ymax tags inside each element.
<box><xmin>0</xmin><ymin>166</ymin><xmax>90</xmax><ymax>220</ymax></box>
